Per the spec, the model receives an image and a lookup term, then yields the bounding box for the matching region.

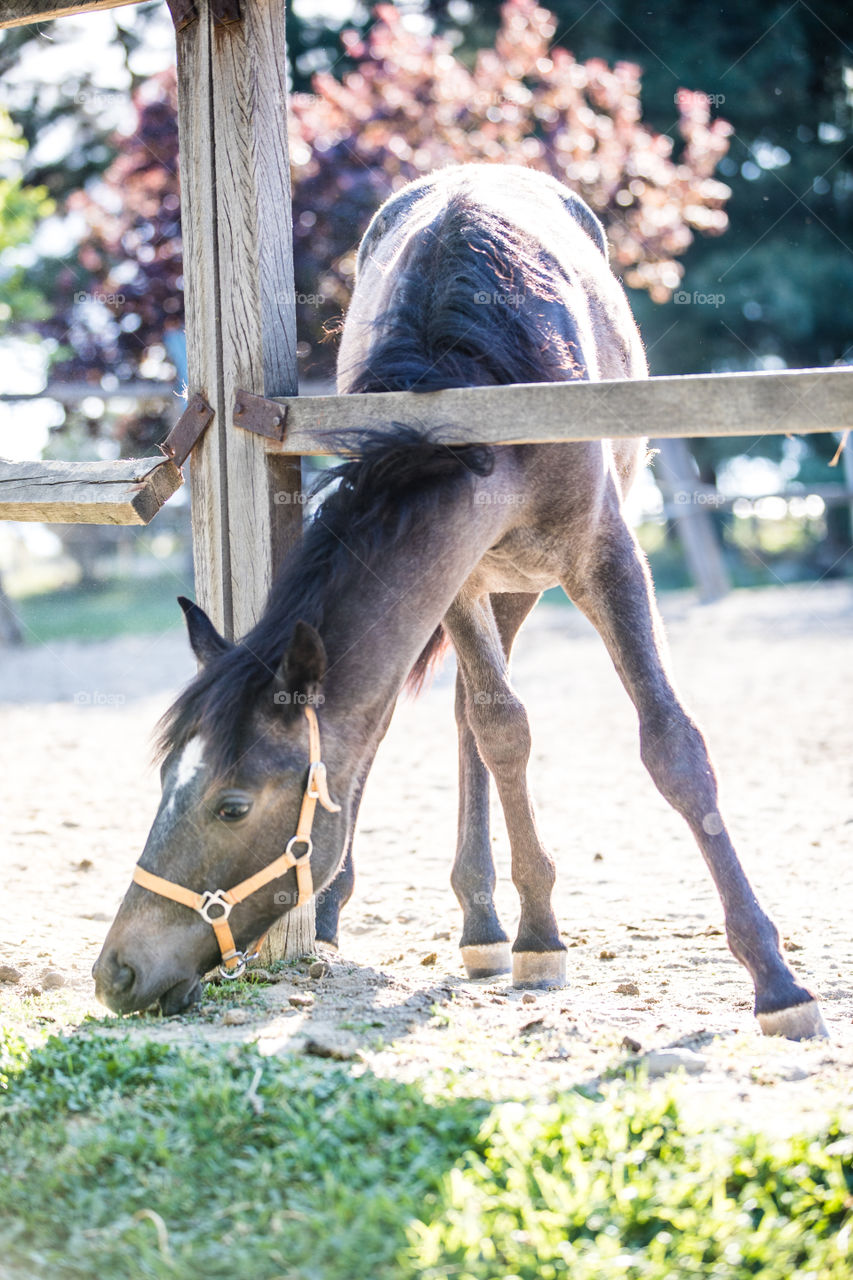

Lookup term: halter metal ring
[218,940,262,981]
[219,953,247,979]
[285,835,313,863]
[199,888,233,923]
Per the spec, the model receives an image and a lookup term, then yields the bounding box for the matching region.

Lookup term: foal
[94,163,825,1038]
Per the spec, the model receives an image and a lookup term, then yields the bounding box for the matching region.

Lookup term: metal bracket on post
[160,392,215,469]
[233,390,287,443]
[211,0,241,25]
[166,0,198,31]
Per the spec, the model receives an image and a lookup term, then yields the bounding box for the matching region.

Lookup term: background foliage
[0,0,850,600]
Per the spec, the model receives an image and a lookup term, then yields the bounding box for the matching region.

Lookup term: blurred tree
[36,72,182,456]
[39,0,732,398]
[0,108,53,643]
[496,0,853,533]
[288,0,732,378]
[0,2,163,201]
[0,107,53,333]
[6,0,850,568]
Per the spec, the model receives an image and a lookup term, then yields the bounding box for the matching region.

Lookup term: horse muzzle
[92,941,204,1015]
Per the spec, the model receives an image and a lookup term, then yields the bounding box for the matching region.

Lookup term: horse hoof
[512,950,567,989]
[757,999,828,1040]
[460,942,512,979]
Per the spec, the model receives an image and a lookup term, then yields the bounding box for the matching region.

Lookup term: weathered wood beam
[0,457,182,523]
[210,0,301,631]
[176,0,313,959]
[0,380,176,404]
[0,0,141,29]
[262,367,853,455]
[176,0,229,632]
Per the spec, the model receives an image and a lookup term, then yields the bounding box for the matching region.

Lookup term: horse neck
[320,472,507,743]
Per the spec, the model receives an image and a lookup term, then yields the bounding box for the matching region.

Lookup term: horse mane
[157,188,581,779]
[155,426,493,780]
[347,187,584,395]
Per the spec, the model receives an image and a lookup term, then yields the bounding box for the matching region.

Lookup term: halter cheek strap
[132,706,340,978]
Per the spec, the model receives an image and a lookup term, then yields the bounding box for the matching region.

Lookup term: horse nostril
[114,963,135,993]
[105,951,135,994]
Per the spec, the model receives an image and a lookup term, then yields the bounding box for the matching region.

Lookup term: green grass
[1,1032,850,1280]
[13,572,188,644]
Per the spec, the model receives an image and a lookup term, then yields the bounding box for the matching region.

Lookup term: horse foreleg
[446,594,566,989]
[563,500,826,1039]
[315,702,396,948]
[314,822,357,948]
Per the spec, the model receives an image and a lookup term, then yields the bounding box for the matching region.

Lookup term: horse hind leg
[452,667,511,977]
[562,502,827,1039]
[446,592,566,989]
[452,592,539,979]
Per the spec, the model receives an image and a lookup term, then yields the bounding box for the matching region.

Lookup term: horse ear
[178,596,230,665]
[275,620,327,703]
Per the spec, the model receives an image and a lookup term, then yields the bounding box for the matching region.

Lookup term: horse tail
[406,623,451,695]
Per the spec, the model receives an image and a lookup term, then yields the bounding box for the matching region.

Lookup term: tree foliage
[288,0,732,375]
[7,0,850,514]
[41,0,733,392]
[0,108,53,335]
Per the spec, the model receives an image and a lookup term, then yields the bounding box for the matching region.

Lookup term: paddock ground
[2,581,852,1128]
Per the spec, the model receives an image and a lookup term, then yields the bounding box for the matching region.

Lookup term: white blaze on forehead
[175,736,205,789]
[163,736,206,816]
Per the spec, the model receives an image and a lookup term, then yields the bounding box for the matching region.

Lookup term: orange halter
[132,706,340,978]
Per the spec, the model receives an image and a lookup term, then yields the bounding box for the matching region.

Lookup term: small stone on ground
[303,1028,360,1060]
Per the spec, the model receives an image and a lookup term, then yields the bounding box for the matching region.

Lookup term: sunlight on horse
[94,164,826,1040]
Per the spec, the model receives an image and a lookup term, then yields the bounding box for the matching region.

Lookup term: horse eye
[215,797,251,822]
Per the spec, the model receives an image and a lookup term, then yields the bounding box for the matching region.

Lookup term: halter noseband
[132,706,340,979]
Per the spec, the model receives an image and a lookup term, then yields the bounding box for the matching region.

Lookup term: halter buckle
[199,888,233,923]
[306,762,323,800]
[306,760,341,813]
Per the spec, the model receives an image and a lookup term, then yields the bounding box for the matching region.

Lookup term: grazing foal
[94,164,825,1039]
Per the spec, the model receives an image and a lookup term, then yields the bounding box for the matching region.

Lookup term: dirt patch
[2,583,852,1126]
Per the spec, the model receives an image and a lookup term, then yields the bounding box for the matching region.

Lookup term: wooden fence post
[654,438,730,603]
[175,0,314,962]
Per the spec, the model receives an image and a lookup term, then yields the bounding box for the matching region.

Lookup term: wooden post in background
[176,0,314,961]
[654,438,730,603]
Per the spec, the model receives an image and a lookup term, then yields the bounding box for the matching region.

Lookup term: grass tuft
[1,1033,850,1280]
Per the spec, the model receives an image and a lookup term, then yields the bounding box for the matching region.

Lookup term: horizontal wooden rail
[0,0,140,28]
[0,380,176,404]
[262,366,853,457]
[0,457,182,524]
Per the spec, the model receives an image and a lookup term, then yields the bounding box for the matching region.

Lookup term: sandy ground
[2,582,852,1126]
